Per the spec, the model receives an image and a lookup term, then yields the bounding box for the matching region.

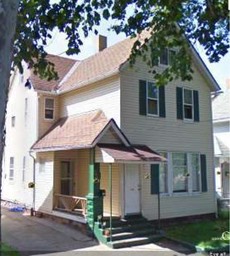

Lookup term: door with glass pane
[60,161,74,195]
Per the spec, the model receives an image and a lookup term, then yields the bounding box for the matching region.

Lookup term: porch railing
[54,193,87,216]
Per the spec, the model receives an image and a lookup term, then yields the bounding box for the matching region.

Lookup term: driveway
[1,207,199,256]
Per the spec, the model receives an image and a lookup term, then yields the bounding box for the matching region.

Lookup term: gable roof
[57,37,136,93]
[30,54,76,92]
[212,89,230,122]
[57,32,220,93]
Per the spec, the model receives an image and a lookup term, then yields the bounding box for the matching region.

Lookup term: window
[44,98,54,120]
[11,116,15,127]
[153,152,204,195]
[159,152,168,194]
[22,156,26,182]
[139,80,166,117]
[9,157,14,181]
[160,48,176,66]
[172,153,188,192]
[60,161,73,195]
[183,88,193,120]
[147,82,159,115]
[191,154,200,192]
[176,87,200,122]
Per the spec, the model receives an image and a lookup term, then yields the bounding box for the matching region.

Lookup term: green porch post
[86,149,103,229]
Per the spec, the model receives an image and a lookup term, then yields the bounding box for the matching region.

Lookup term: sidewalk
[1,207,199,256]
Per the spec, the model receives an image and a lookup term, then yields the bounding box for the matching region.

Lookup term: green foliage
[0,242,20,256]
[165,219,229,251]
[218,209,230,220]
[14,0,229,84]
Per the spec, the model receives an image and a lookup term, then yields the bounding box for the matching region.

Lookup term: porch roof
[31,110,109,152]
[96,144,166,163]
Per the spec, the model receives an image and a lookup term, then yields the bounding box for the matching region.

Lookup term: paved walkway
[1,207,200,256]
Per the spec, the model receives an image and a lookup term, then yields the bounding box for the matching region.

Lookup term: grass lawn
[0,243,20,256]
[165,218,229,251]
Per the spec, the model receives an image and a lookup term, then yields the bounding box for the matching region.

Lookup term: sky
[45,25,230,91]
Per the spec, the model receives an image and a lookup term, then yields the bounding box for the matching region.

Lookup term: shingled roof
[57,37,137,93]
[32,110,109,151]
[30,54,76,92]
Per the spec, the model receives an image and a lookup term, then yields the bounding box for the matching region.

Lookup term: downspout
[29,151,36,216]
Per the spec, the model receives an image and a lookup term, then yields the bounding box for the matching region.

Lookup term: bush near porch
[0,243,20,256]
[165,218,229,252]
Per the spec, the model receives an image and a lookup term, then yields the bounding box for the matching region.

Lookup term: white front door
[124,164,141,215]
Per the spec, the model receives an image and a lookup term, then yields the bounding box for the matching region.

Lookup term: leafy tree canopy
[15,0,229,85]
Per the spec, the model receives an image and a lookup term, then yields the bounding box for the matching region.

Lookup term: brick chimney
[97,35,107,52]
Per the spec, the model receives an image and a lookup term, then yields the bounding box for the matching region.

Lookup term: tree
[0,0,228,242]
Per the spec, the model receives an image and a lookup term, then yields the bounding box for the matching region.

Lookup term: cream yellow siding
[38,94,60,138]
[59,75,121,125]
[100,163,121,216]
[120,58,216,220]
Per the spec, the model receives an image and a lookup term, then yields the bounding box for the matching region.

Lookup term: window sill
[147,114,159,118]
[44,118,55,122]
[160,192,201,197]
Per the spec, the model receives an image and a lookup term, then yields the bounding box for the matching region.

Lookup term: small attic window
[44,98,54,120]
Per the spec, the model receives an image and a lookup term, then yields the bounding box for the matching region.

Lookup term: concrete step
[109,222,152,234]
[108,229,156,241]
[110,234,162,249]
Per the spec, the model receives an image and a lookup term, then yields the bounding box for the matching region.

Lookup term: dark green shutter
[176,87,183,120]
[193,90,200,122]
[139,80,147,116]
[150,164,159,194]
[159,86,166,117]
[200,154,208,192]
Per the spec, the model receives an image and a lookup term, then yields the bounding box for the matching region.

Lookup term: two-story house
[2,34,220,248]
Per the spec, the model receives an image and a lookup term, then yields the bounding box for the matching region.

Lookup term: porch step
[110,229,157,241]
[99,215,163,249]
[109,234,162,249]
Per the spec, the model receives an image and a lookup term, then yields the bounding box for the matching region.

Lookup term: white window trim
[44,97,55,121]
[160,152,201,197]
[146,81,159,117]
[183,87,194,122]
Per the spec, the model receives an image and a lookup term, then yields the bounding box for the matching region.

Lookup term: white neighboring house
[212,80,230,198]
[2,56,75,208]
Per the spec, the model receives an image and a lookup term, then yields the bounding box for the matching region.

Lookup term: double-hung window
[151,152,205,195]
[159,48,176,66]
[139,80,166,118]
[172,153,189,193]
[45,98,54,120]
[147,82,159,116]
[9,157,14,181]
[176,87,200,122]
[183,88,193,120]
